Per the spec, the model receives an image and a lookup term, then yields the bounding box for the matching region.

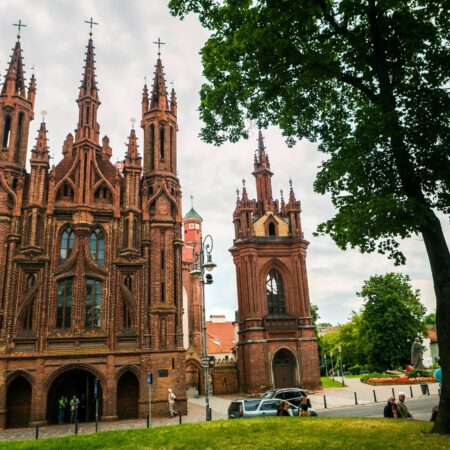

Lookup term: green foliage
[358,273,426,371]
[360,372,399,382]
[407,369,432,378]
[349,365,362,375]
[169,0,450,265]
[424,312,436,327]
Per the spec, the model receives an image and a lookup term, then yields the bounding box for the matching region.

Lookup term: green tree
[358,273,426,371]
[424,312,437,327]
[169,0,450,432]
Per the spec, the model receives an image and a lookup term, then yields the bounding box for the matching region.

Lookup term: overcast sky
[1,0,448,325]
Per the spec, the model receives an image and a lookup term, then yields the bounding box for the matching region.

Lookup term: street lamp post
[323,353,328,377]
[190,234,216,421]
[329,352,335,380]
[338,346,345,386]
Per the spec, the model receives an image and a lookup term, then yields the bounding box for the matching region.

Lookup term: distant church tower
[230,131,321,392]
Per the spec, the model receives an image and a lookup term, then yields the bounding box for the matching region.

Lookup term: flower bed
[363,376,437,385]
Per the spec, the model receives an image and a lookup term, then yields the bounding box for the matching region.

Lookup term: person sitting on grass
[383,396,398,418]
[396,392,413,419]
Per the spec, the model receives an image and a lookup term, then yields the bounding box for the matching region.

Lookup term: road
[318,395,438,420]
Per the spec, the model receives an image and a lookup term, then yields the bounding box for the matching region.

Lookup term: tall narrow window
[56,279,73,329]
[15,113,24,162]
[266,269,285,315]
[90,228,105,265]
[132,218,138,248]
[2,115,11,149]
[268,222,276,236]
[122,302,132,329]
[159,126,165,160]
[150,124,155,169]
[35,214,42,245]
[161,282,165,302]
[86,106,90,125]
[161,250,165,269]
[123,218,129,248]
[60,227,75,262]
[86,279,102,329]
[26,215,33,245]
[124,275,132,291]
[26,274,36,291]
[170,126,174,172]
[23,300,33,330]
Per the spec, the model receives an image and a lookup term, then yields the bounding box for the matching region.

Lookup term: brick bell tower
[230,131,321,393]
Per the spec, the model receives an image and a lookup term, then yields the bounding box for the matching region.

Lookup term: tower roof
[150,58,168,110]
[31,121,49,162]
[2,40,26,96]
[79,37,99,100]
[184,207,203,221]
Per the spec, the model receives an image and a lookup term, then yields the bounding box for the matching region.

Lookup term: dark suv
[262,388,314,411]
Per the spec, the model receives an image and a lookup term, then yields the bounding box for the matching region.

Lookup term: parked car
[261,388,317,415]
[228,398,296,419]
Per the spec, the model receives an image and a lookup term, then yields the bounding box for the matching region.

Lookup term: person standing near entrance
[168,389,177,418]
[70,394,80,423]
[58,395,67,424]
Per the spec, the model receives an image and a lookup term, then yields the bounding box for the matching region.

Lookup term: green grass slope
[2,418,450,450]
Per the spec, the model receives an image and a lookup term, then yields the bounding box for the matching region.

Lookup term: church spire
[142,80,149,115]
[150,57,169,111]
[75,21,101,143]
[124,128,141,167]
[2,40,26,96]
[252,130,273,213]
[31,120,49,163]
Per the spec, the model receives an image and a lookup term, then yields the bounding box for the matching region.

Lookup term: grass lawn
[2,418,449,450]
[321,376,347,388]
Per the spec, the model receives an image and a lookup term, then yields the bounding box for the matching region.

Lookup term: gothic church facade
[0,30,188,427]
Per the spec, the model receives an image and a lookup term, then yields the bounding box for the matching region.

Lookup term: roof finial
[41,110,47,123]
[84,17,99,37]
[13,20,27,41]
[153,37,166,57]
[289,178,293,188]
[236,188,240,198]
[31,65,35,75]
[130,117,136,130]
[280,188,284,199]
[190,194,194,209]
[144,75,147,85]
[242,178,246,187]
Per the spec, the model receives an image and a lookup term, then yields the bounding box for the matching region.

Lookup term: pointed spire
[2,40,26,96]
[27,71,36,104]
[170,86,177,115]
[124,128,141,167]
[31,121,49,163]
[288,178,297,204]
[142,78,149,115]
[280,188,286,215]
[258,129,265,158]
[79,37,99,100]
[150,58,169,111]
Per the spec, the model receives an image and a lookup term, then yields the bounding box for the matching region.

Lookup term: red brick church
[0,28,190,428]
[231,132,321,393]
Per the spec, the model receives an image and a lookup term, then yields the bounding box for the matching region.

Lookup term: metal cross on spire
[84,17,99,36]
[13,20,27,40]
[153,37,166,57]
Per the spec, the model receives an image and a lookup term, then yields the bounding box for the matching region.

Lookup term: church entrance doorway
[185,360,202,396]
[46,368,103,424]
[272,349,296,388]
[6,375,32,428]
[117,371,139,420]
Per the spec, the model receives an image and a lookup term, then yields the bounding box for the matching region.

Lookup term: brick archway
[116,370,139,420]
[185,359,203,395]
[46,367,103,424]
[272,348,297,388]
[6,375,32,428]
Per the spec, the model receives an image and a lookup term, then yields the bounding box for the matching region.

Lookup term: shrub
[360,372,399,382]
[349,365,362,375]
[407,369,432,378]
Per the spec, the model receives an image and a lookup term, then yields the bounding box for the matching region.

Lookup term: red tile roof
[206,321,235,355]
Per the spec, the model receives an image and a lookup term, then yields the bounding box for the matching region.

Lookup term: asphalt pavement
[318,395,438,421]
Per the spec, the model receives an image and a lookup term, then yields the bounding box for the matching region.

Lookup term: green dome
[184,207,203,221]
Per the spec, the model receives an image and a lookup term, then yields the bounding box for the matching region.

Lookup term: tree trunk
[421,216,450,433]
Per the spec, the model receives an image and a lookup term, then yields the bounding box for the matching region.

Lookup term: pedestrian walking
[383,396,399,418]
[396,392,413,419]
[434,359,442,387]
[168,389,177,418]
[70,394,80,423]
[58,395,67,424]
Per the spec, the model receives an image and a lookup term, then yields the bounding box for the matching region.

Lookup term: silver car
[228,398,297,418]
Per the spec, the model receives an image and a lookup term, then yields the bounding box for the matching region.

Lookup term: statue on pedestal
[411,337,424,369]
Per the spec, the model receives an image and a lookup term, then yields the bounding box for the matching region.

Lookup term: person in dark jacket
[384,396,399,418]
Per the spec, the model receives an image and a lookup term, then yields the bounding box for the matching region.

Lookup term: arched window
[160,125,165,160]
[268,222,276,236]
[15,112,24,162]
[86,278,102,329]
[26,274,36,291]
[23,300,34,330]
[90,228,105,265]
[2,115,11,149]
[150,124,155,170]
[56,278,73,329]
[60,227,75,262]
[266,269,285,315]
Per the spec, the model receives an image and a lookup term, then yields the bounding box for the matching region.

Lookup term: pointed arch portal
[116,371,139,420]
[6,376,32,428]
[272,348,297,388]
